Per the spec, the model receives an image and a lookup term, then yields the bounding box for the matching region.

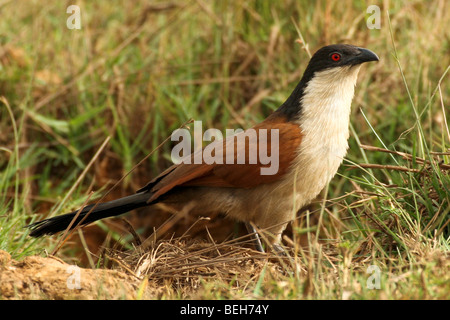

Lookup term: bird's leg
[245,222,264,252]
[271,243,286,255]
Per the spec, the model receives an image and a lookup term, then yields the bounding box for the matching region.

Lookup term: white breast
[290,65,361,209]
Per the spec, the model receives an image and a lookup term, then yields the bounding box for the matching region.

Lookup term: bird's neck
[277,64,361,120]
[293,65,361,178]
[297,65,361,142]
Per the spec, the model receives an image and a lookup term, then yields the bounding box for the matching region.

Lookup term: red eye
[331,53,341,61]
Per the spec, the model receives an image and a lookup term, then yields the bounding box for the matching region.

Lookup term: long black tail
[27,192,150,237]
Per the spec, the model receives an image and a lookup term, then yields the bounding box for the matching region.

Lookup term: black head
[276,44,379,120]
[302,44,379,80]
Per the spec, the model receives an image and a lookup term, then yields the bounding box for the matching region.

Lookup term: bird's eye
[331,53,341,61]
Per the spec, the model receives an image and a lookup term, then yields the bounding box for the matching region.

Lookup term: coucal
[27,44,379,251]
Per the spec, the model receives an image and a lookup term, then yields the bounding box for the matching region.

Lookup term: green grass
[0,0,449,299]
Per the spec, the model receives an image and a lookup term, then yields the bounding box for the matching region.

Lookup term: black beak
[349,47,379,65]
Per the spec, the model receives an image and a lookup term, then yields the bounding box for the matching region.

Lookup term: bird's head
[304,44,379,75]
[278,44,379,120]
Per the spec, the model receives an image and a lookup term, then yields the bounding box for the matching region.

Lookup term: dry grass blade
[51,191,94,256]
[357,144,450,170]
[348,163,421,173]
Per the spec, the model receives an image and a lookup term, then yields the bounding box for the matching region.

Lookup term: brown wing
[144,112,302,203]
[185,118,302,188]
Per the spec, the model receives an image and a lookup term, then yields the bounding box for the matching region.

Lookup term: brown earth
[0,250,148,299]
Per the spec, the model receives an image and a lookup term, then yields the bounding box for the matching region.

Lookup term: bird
[26,44,379,252]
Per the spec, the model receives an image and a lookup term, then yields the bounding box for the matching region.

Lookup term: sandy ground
[0,250,146,299]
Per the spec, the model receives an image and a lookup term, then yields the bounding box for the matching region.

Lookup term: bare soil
[0,250,146,299]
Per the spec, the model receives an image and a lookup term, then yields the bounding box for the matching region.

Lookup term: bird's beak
[353,47,379,64]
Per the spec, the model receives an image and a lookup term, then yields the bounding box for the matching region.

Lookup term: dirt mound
[0,250,146,299]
